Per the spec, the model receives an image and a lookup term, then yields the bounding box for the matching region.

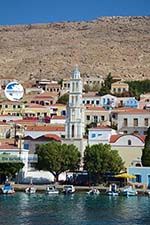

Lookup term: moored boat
[62,185,75,194]
[87,187,100,195]
[45,185,59,194]
[106,183,119,196]
[25,185,36,194]
[1,183,15,194]
[121,186,137,196]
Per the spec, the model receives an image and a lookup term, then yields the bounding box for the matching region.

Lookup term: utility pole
[14,123,17,146]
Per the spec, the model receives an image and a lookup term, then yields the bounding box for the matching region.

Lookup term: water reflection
[0,193,150,225]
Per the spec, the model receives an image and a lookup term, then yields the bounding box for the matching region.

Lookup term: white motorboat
[87,188,100,195]
[106,184,119,196]
[25,186,36,194]
[107,191,119,196]
[62,185,75,194]
[1,183,15,194]
[121,186,137,196]
[45,185,59,194]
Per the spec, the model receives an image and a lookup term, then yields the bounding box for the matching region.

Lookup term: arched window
[72,125,74,138]
[76,82,79,91]
[128,139,132,145]
[135,163,141,167]
[72,82,75,92]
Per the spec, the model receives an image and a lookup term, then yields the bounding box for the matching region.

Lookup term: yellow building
[85,105,110,125]
[111,81,129,94]
[23,104,50,118]
[0,100,24,116]
[49,104,66,117]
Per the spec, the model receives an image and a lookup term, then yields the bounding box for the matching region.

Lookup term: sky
[0,0,150,25]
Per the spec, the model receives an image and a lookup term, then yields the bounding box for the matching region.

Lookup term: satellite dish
[4,81,24,101]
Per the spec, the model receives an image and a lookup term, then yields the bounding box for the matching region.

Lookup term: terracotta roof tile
[43,134,61,141]
[51,115,65,120]
[86,105,105,111]
[113,108,149,114]
[134,135,146,143]
[0,121,10,125]
[51,103,66,107]
[14,118,38,124]
[89,125,111,130]
[110,135,122,143]
[110,134,146,143]
[24,134,61,142]
[0,100,23,105]
[26,125,65,131]
[83,92,98,97]
[0,140,18,150]
[35,92,57,97]
[32,95,55,100]
[26,104,48,109]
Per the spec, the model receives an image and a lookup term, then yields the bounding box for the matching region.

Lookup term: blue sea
[0,193,150,225]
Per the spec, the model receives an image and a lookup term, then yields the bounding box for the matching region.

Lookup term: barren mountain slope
[0,16,149,81]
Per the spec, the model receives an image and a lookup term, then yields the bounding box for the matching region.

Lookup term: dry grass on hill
[0,16,149,81]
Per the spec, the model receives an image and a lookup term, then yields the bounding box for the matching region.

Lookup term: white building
[100,94,117,109]
[0,140,31,181]
[88,126,117,145]
[113,108,150,135]
[83,92,101,106]
[85,105,110,125]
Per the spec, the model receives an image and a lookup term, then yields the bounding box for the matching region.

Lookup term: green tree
[99,83,110,95]
[127,79,150,99]
[85,122,97,135]
[58,79,63,86]
[99,73,113,95]
[57,93,69,105]
[141,127,150,166]
[104,72,113,90]
[35,142,81,182]
[0,162,24,178]
[84,144,124,183]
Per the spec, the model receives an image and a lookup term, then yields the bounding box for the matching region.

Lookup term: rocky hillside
[0,16,149,81]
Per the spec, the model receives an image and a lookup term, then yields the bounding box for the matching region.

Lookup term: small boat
[1,183,15,194]
[62,185,75,194]
[87,188,100,195]
[25,178,36,194]
[121,186,137,196]
[25,185,36,194]
[106,184,119,196]
[45,185,59,194]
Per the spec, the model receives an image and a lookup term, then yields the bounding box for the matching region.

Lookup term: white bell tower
[65,65,85,139]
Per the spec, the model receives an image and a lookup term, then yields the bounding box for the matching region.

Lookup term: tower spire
[72,64,80,79]
[65,66,85,139]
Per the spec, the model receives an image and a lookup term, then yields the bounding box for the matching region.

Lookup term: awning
[114,173,136,179]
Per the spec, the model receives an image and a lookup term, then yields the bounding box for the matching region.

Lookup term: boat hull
[46,190,59,194]
[122,191,137,196]
[107,191,119,196]
[25,187,36,194]
[1,183,15,194]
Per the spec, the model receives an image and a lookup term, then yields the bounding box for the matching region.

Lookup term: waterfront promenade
[0,183,150,195]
